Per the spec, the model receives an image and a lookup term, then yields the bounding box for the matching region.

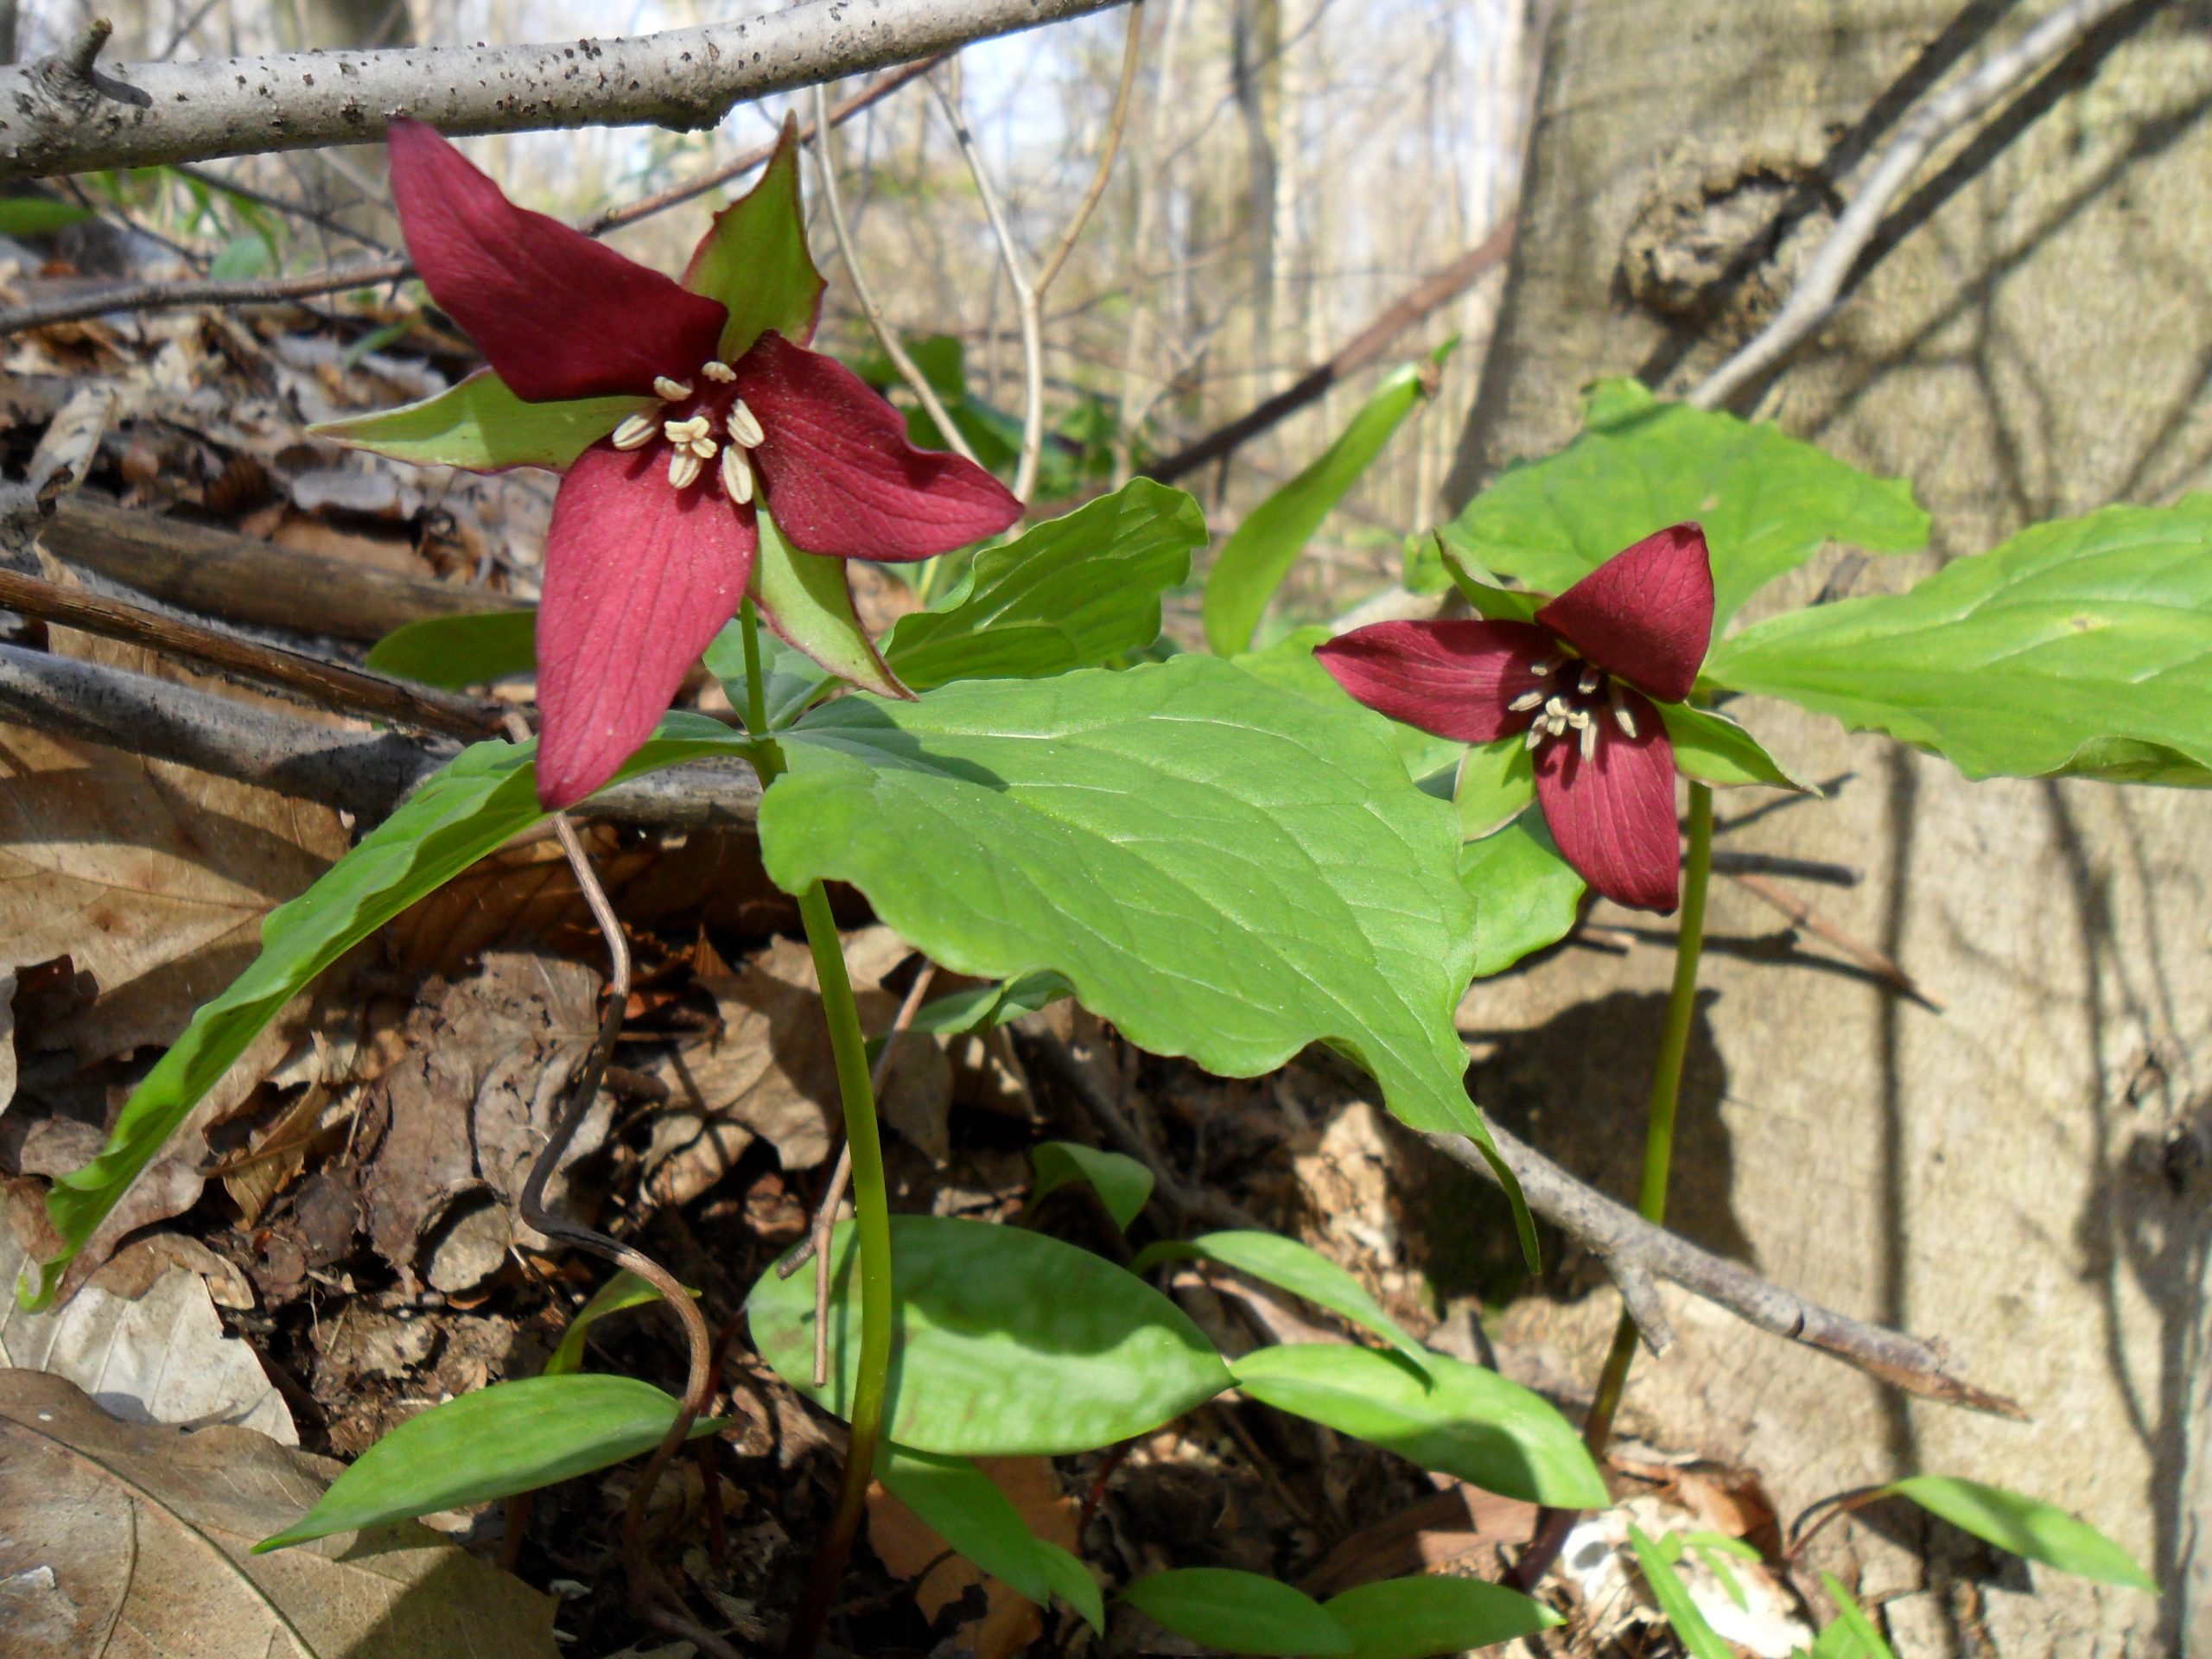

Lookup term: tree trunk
[1444,4,2209,1653]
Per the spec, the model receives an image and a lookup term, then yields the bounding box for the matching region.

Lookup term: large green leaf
[747,1216,1230,1454]
[1884,1475,2153,1591]
[877,1443,1052,1606]
[1128,1230,1425,1362]
[1322,1575,1560,1658]
[682,114,823,364]
[255,1376,715,1551]
[22,716,748,1309]
[313,369,639,472]
[1205,352,1447,655]
[1120,1569,1351,1656]
[1235,627,1465,784]
[1440,378,1929,629]
[0,197,93,235]
[881,480,1203,687]
[764,657,1532,1249]
[1039,1541,1106,1634]
[1459,815,1585,978]
[365,608,537,689]
[1228,1344,1607,1508]
[1705,498,2212,785]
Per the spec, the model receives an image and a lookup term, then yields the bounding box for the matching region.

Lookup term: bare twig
[0,0,1126,180]
[1421,1115,2023,1417]
[0,60,961,338]
[929,71,1046,500]
[809,80,980,469]
[1141,221,1514,484]
[1691,0,2134,410]
[1033,1,1146,297]
[1725,868,1946,1009]
[0,565,504,740]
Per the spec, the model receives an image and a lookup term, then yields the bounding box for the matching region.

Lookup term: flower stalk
[739,601,895,1659]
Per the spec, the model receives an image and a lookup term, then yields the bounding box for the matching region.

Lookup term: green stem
[746,600,892,1659]
[1581,780,1714,1453]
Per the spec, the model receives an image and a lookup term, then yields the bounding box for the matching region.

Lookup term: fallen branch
[0,0,1124,181]
[0,55,945,338]
[1141,221,1513,485]
[1421,1116,2024,1418]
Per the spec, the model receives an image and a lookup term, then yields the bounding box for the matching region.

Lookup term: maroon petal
[734,332,1021,562]
[388,119,728,404]
[1314,620,1555,744]
[534,443,757,808]
[1532,689,1681,912]
[1534,522,1713,702]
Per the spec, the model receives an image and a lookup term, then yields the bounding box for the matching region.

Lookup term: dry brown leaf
[0,1230,291,1443]
[23,379,118,498]
[360,952,602,1293]
[0,720,349,1072]
[1297,1483,1537,1596]
[1,969,16,1117]
[0,1370,559,1659]
[867,1455,1082,1659]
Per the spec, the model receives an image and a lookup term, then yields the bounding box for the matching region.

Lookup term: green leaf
[755,511,907,701]
[683,115,823,364]
[1235,628,1465,784]
[1705,498,2212,785]
[765,657,1535,1259]
[1627,1526,1733,1659]
[543,1269,695,1378]
[0,197,92,235]
[211,232,270,280]
[702,618,834,731]
[911,969,1074,1035]
[1227,1344,1607,1508]
[313,370,641,472]
[255,1375,715,1551]
[365,608,537,689]
[1038,1541,1106,1634]
[1656,702,1810,791]
[1459,814,1584,977]
[1813,1574,1898,1659]
[1029,1141,1154,1230]
[1322,1575,1560,1659]
[1427,538,1546,624]
[22,716,747,1309]
[877,1443,1052,1606]
[1205,355,1446,655]
[1883,1474,2153,1590]
[746,1216,1230,1454]
[880,480,1203,688]
[1440,378,1929,629]
[1120,1568,1352,1656]
[1128,1231,1425,1362]
[1454,739,1537,838]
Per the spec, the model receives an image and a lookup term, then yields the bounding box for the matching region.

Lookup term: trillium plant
[21,105,2177,1659]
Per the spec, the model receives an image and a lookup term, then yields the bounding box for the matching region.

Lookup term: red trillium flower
[376,119,1021,809]
[1315,524,1715,912]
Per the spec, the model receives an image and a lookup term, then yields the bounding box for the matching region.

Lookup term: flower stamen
[701,359,736,384]
[611,413,657,451]
[653,375,693,402]
[721,444,755,505]
[1577,665,1601,696]
[1508,689,1546,713]
[728,399,765,449]
[668,448,703,490]
[1529,657,1558,677]
[1611,685,1639,740]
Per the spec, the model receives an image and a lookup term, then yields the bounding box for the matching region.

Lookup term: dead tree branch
[1422,1116,2024,1418]
[0,0,1126,181]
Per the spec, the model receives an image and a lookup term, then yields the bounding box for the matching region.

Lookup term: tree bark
[1446,4,2209,1653]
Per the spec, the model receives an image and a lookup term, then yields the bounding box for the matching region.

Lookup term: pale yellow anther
[668,448,703,490]
[721,444,755,505]
[611,413,657,451]
[1613,702,1639,741]
[727,399,765,448]
[1508,689,1545,713]
[653,376,693,402]
[663,415,710,445]
[1524,724,1545,752]
[701,359,736,384]
[1580,718,1599,762]
[690,434,719,461]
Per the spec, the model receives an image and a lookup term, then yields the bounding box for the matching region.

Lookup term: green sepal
[1435,537,1543,623]
[1453,737,1537,838]
[1656,702,1813,791]
[311,370,641,472]
[683,113,825,363]
[752,511,911,702]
